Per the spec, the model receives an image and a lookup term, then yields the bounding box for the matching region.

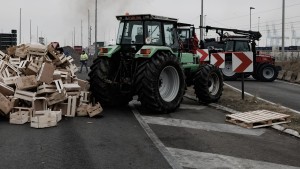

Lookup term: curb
[184,94,300,139]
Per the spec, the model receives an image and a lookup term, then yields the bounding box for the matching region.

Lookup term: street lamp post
[250,7,255,30]
[282,0,285,59]
[258,17,260,46]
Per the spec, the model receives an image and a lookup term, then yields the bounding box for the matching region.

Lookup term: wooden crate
[87,103,103,118]
[14,89,36,102]
[37,62,55,84]
[9,57,21,67]
[32,97,47,112]
[25,61,40,75]
[74,78,89,91]
[0,92,13,115]
[31,111,58,129]
[76,103,88,117]
[37,83,57,95]
[80,91,89,104]
[10,107,33,124]
[55,54,67,66]
[0,82,15,96]
[1,62,21,78]
[2,76,18,86]
[15,45,28,58]
[65,96,77,117]
[226,110,291,129]
[15,75,38,90]
[54,79,64,93]
[47,90,67,106]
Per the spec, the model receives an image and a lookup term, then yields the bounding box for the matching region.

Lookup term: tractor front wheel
[194,64,223,103]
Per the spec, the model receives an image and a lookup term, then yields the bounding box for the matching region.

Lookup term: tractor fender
[135,46,174,58]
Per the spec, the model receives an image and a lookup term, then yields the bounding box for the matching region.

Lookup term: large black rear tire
[88,57,132,106]
[258,64,278,82]
[193,64,223,103]
[135,51,185,113]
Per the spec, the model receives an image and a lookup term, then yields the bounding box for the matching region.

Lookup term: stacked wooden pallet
[0,43,102,129]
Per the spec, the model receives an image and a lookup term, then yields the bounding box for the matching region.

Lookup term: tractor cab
[177,23,199,53]
[115,14,180,53]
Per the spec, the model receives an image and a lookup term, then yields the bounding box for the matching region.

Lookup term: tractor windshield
[117,21,143,44]
[116,20,165,46]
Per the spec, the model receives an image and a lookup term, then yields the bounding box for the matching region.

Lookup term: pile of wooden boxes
[0,43,102,128]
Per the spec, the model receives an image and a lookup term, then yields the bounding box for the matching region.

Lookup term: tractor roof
[116,14,178,22]
[177,22,194,27]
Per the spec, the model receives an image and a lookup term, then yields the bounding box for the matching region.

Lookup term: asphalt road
[225,78,300,112]
[0,72,299,169]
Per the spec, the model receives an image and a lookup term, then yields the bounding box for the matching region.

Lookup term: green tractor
[89,14,223,112]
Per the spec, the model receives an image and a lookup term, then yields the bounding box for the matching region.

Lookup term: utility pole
[37,26,38,43]
[19,8,22,44]
[200,0,204,41]
[30,20,32,43]
[81,19,83,47]
[250,7,255,30]
[74,27,76,47]
[282,0,285,59]
[95,0,98,58]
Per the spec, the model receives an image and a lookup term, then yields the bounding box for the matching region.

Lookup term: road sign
[197,49,209,62]
[211,53,225,68]
[232,52,253,73]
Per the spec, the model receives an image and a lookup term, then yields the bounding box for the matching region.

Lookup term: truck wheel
[88,57,132,106]
[221,62,238,81]
[194,64,223,103]
[136,51,185,113]
[258,64,278,82]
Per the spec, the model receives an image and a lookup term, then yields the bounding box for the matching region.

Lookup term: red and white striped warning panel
[196,49,209,62]
[232,52,253,73]
[210,53,225,68]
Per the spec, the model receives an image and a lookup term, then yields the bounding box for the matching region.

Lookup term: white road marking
[129,101,183,169]
[142,116,265,136]
[167,147,300,169]
[179,104,206,111]
[276,79,300,87]
[224,83,300,115]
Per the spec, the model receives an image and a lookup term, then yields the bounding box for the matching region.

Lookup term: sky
[0,0,299,47]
